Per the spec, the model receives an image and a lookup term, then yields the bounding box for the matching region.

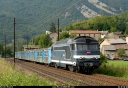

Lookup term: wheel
[76,66,81,73]
[86,68,92,74]
[54,63,58,68]
[68,66,75,72]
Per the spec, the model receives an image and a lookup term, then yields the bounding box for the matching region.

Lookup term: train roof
[52,36,98,46]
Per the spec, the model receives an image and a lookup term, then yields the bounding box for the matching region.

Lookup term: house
[69,30,108,40]
[49,32,58,43]
[107,32,127,39]
[23,45,39,51]
[125,35,128,44]
[100,38,128,59]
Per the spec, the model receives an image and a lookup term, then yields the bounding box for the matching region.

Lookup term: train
[15,36,101,73]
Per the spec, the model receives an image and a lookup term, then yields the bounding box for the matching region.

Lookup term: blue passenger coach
[15,48,52,64]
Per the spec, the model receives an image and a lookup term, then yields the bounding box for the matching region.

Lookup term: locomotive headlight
[73,62,76,65]
[80,57,82,59]
[93,57,98,59]
[96,57,98,59]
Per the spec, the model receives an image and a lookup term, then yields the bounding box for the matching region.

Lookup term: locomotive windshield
[71,43,99,51]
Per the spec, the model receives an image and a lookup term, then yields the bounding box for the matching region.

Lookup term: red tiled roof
[69,30,101,34]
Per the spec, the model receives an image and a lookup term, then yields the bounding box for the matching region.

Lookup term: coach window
[39,52,42,56]
[54,47,64,50]
[44,51,48,56]
[77,44,87,51]
[37,52,40,56]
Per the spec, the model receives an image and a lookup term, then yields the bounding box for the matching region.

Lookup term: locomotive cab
[70,36,100,73]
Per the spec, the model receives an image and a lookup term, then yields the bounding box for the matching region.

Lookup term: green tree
[49,22,56,33]
[0,44,3,57]
[93,22,104,31]
[117,48,125,57]
[58,32,70,40]
[124,29,128,34]
[16,38,27,51]
[100,53,107,67]
[69,33,76,38]
[39,34,52,48]
[6,46,13,57]
[31,35,41,45]
[102,21,110,31]
[110,27,117,32]
[116,20,126,33]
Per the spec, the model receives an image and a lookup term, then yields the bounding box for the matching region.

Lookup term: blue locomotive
[15,36,100,73]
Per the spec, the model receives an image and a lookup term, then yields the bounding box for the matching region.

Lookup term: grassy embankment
[94,60,128,79]
[0,58,58,86]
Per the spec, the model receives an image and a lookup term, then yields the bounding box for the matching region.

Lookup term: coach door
[44,50,49,63]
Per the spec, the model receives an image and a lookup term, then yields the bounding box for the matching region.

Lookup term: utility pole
[14,18,16,63]
[4,35,6,59]
[27,36,28,49]
[58,18,59,41]
[1,41,3,58]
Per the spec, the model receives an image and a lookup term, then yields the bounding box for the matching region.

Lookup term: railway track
[5,58,128,86]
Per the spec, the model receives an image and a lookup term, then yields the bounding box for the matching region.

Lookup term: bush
[94,64,127,77]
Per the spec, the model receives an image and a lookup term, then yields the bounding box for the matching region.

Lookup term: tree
[58,32,70,40]
[124,29,128,34]
[49,22,56,33]
[117,48,125,57]
[0,44,3,57]
[100,53,107,67]
[110,27,117,32]
[16,38,27,51]
[29,35,41,45]
[102,21,110,31]
[39,34,52,48]
[5,46,13,57]
[69,33,76,38]
[116,20,126,33]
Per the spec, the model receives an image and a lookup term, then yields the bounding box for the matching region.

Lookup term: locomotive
[15,36,100,73]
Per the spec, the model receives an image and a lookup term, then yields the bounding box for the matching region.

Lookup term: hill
[0,0,128,43]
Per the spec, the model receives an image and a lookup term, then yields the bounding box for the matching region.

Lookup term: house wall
[125,50,128,55]
[104,50,116,59]
[126,37,128,44]
[104,49,128,59]
[100,40,110,52]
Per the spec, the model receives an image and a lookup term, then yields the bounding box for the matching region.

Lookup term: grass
[94,60,128,79]
[0,58,58,86]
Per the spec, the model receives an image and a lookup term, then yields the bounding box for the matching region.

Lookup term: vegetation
[64,12,128,34]
[94,60,128,79]
[100,53,108,65]
[117,48,126,57]
[1,2,128,57]
[39,34,52,48]
[29,34,52,48]
[49,22,56,33]
[0,58,58,86]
